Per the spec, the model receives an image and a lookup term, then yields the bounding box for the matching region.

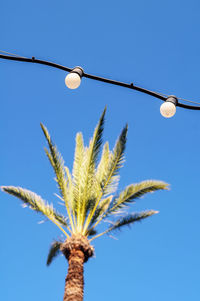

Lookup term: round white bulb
[160,101,176,118]
[65,72,81,89]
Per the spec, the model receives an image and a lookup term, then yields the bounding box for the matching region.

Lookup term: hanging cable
[0,51,200,113]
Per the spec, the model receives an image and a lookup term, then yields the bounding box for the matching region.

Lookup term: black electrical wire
[1,52,200,111]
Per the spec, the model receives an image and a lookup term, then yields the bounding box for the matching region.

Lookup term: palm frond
[47,240,62,266]
[40,123,68,201]
[72,132,85,217]
[89,106,106,166]
[79,108,106,228]
[40,123,74,231]
[107,210,159,232]
[89,210,158,241]
[101,124,128,196]
[64,167,76,220]
[96,142,111,189]
[1,186,69,236]
[109,180,169,214]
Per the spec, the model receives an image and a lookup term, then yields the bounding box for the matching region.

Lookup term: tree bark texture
[63,249,85,301]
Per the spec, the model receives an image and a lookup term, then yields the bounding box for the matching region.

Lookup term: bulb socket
[70,66,84,78]
[166,96,178,106]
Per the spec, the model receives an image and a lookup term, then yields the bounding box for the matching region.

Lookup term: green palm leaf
[109,180,169,214]
[47,240,62,266]
[90,107,106,165]
[101,124,128,196]
[72,132,85,216]
[96,142,110,187]
[79,108,106,228]
[89,210,158,241]
[40,123,74,231]
[107,210,158,233]
[64,167,76,217]
[1,186,68,230]
[40,123,68,201]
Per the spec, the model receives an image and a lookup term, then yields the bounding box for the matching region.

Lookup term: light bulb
[65,72,81,89]
[160,101,176,118]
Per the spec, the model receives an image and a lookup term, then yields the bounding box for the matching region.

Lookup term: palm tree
[2,108,169,301]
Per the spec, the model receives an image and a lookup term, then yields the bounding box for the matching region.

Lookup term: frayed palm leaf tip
[1,108,169,246]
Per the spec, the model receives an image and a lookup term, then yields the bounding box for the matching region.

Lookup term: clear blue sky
[1,0,200,300]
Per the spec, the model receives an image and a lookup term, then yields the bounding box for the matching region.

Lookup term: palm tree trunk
[63,249,85,301]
